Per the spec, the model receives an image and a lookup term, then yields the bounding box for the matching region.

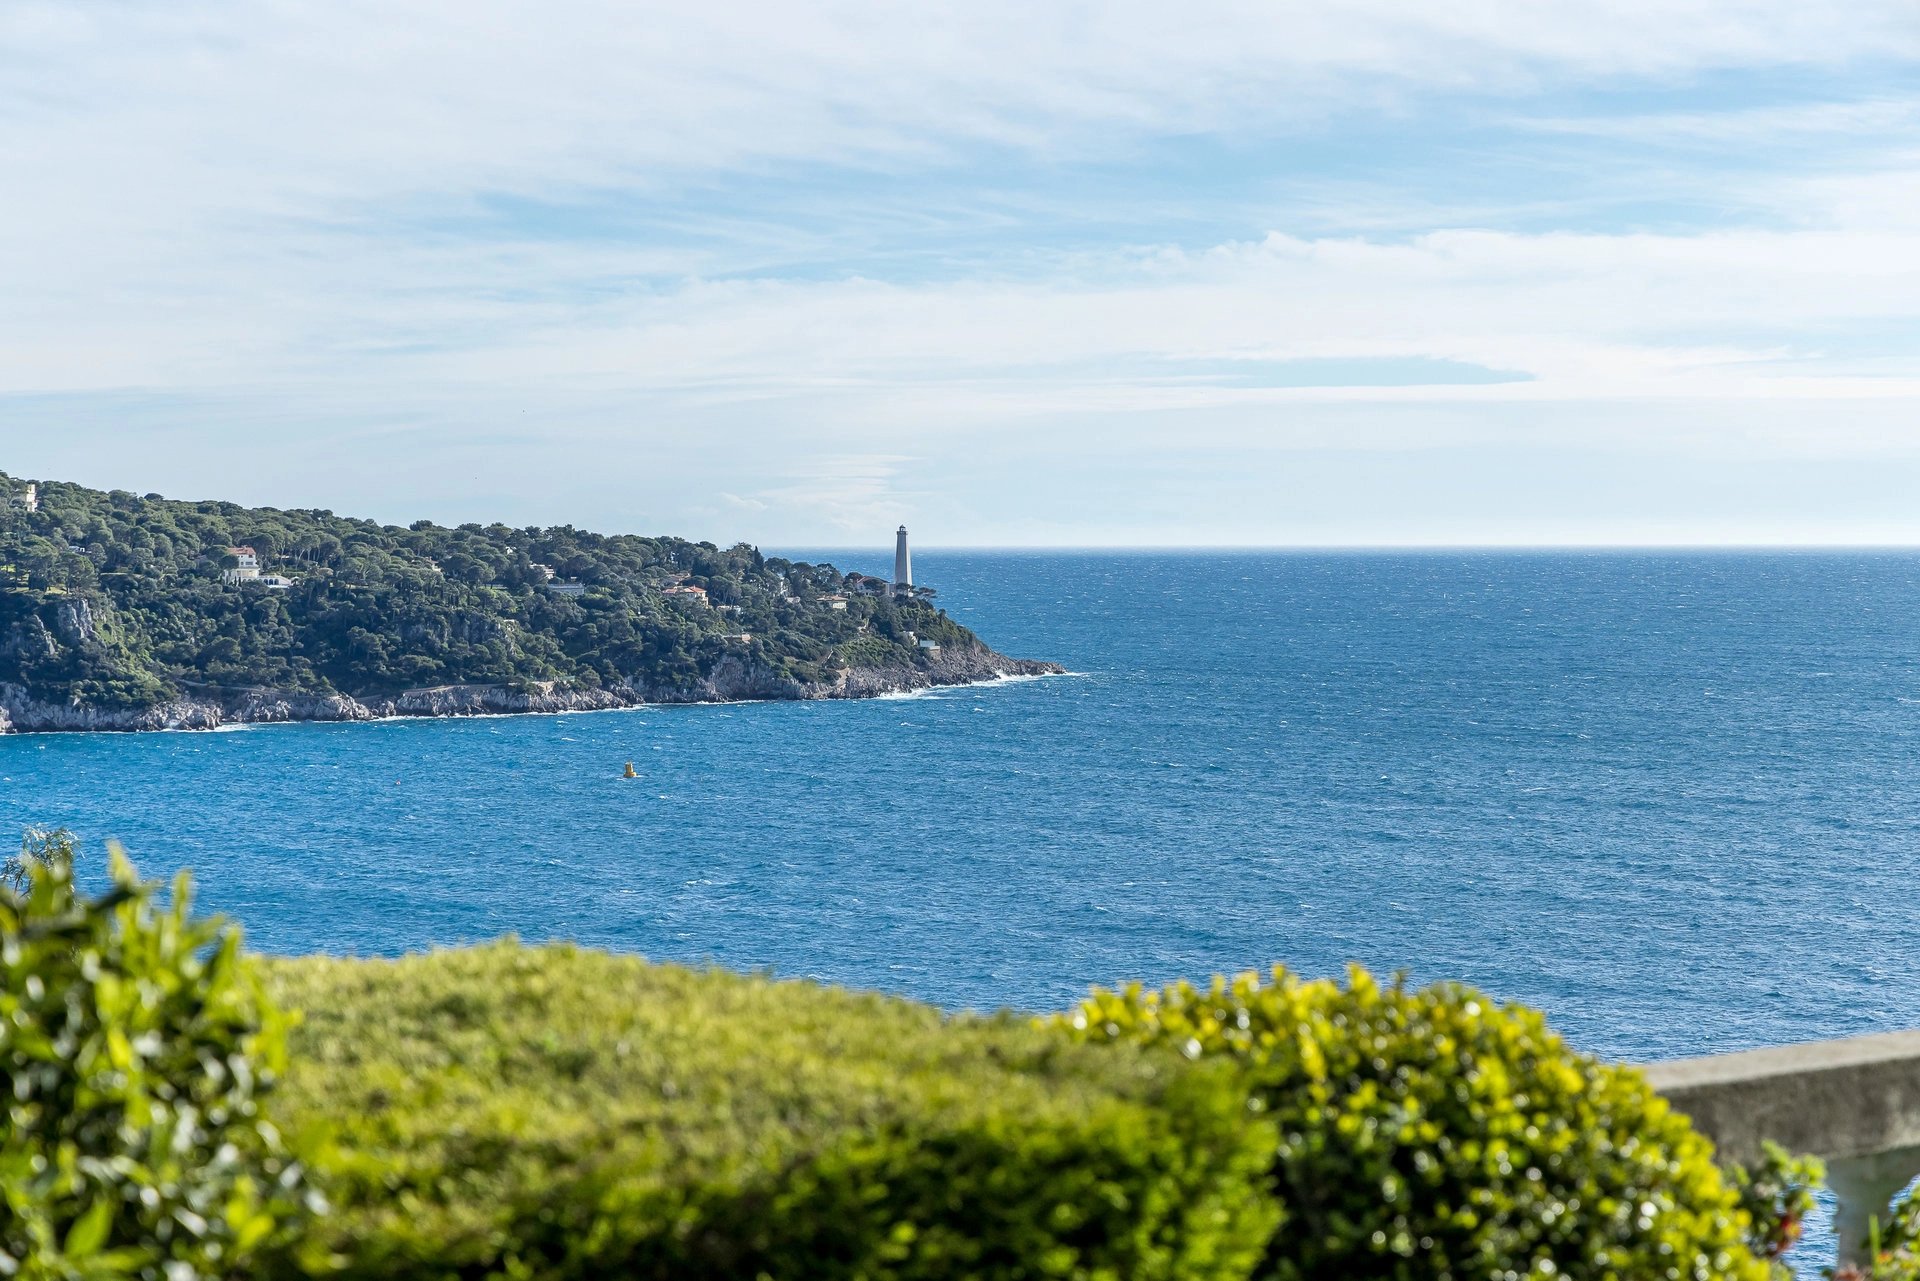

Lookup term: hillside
[0,474,1059,731]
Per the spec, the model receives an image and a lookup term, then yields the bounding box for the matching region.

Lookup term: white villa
[223,546,261,585]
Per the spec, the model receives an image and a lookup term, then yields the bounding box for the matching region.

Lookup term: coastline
[0,647,1066,734]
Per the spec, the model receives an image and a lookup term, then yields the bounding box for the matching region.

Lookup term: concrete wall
[1646,1029,1920,1264]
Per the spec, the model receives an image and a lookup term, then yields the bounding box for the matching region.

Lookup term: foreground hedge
[258,946,1278,1280]
[6,834,1847,1280]
[1057,967,1771,1281]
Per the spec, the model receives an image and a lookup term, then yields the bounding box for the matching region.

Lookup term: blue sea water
[5,550,1920,1067]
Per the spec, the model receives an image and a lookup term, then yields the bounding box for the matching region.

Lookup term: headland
[0,473,1062,733]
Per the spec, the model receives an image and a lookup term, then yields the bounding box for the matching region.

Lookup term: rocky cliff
[0,645,1065,733]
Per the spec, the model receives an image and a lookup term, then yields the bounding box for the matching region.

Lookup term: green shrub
[1829,1196,1920,1281]
[1055,965,1771,1281]
[839,635,907,668]
[259,944,1279,1281]
[1726,1142,1821,1270]
[0,833,311,1280]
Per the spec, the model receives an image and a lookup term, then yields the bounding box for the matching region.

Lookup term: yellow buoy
[623,762,638,779]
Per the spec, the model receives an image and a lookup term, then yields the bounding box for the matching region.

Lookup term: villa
[223,546,261,585]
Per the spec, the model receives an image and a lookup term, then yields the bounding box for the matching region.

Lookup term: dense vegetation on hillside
[0,472,981,709]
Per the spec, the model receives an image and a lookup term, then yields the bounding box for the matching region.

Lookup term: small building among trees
[222,546,261,585]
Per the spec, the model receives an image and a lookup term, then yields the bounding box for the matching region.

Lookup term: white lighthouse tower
[894,525,912,590]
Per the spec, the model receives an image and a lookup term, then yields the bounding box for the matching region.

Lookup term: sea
[5,550,1920,1066]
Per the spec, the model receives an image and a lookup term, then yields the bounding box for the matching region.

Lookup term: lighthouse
[894,525,912,589]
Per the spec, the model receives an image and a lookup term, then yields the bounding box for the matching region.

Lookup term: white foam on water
[872,670,1078,702]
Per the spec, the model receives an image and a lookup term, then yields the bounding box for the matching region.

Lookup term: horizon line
[774,542,1920,553]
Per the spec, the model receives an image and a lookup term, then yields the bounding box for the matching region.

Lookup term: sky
[4,1,1920,546]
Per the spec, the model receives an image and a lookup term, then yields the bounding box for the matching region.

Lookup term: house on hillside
[662,584,708,605]
[7,483,38,513]
[223,546,261,585]
[547,580,587,597]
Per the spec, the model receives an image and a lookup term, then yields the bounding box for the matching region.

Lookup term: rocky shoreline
[0,647,1066,734]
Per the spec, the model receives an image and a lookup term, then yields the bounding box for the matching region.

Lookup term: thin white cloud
[6,0,1919,226]
[1525,97,1920,145]
[716,455,918,534]
[265,221,1917,416]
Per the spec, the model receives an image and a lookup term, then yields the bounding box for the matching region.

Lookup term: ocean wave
[872,670,1081,702]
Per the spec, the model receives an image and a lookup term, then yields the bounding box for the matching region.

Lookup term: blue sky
[3,1,1920,545]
